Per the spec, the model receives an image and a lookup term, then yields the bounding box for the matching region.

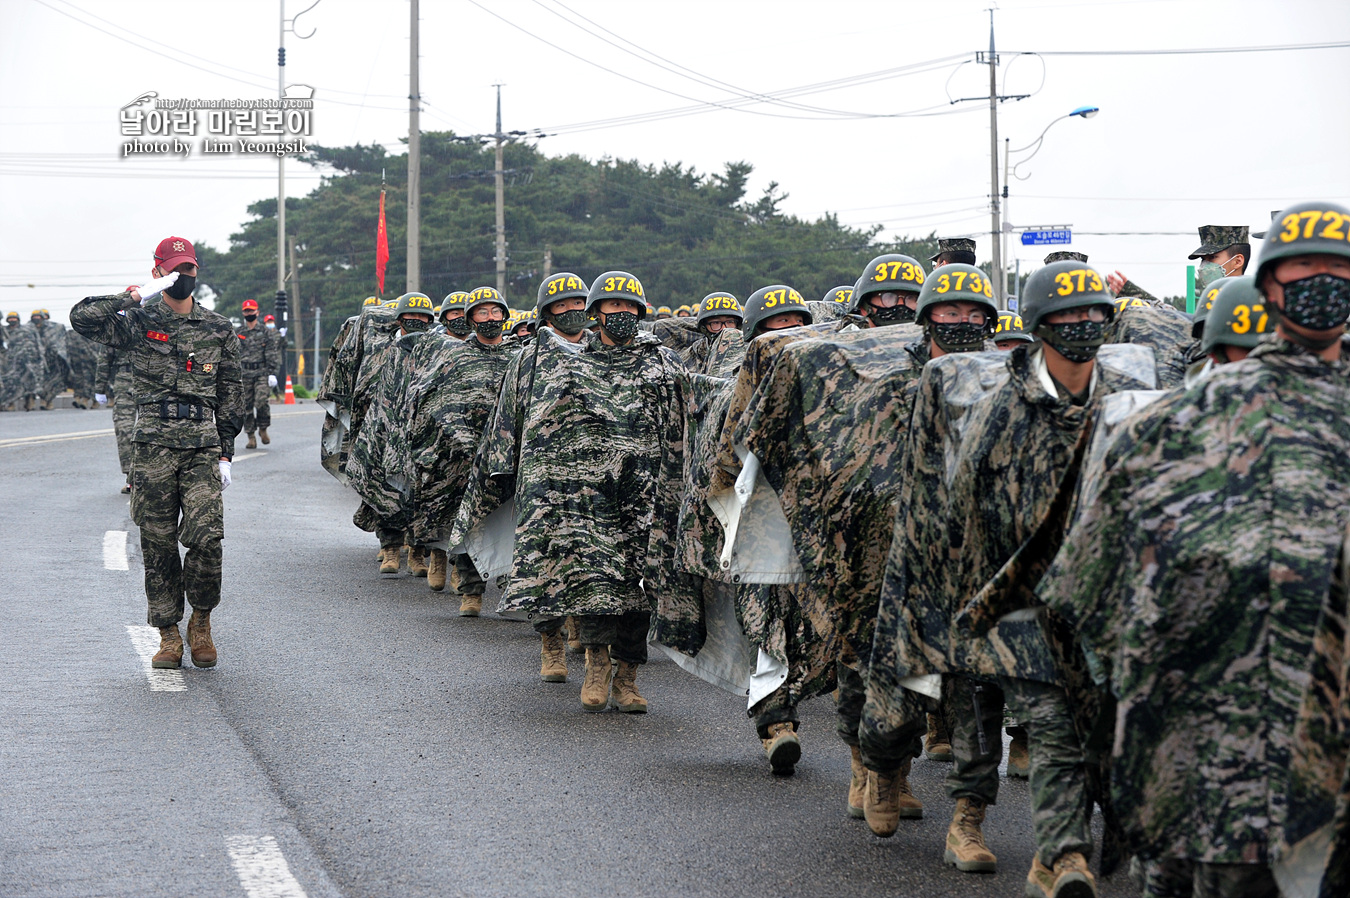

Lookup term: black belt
[142,401,212,421]
[242,362,265,370]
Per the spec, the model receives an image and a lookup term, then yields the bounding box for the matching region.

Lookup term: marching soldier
[236,299,280,449]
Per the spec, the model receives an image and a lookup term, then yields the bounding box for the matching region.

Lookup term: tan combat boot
[1026,852,1097,898]
[246,431,257,449]
[259,426,270,445]
[580,646,613,711]
[610,660,647,713]
[762,722,800,775]
[540,631,567,683]
[427,549,447,591]
[408,546,429,578]
[925,712,953,761]
[152,625,183,669]
[1008,731,1030,779]
[944,796,998,873]
[186,609,217,668]
[458,594,482,617]
[563,616,582,653]
[848,746,867,819]
[864,757,923,836]
[378,546,400,575]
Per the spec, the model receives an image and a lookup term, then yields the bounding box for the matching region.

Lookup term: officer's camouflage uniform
[70,291,243,626]
[863,344,1153,865]
[1107,299,1192,388]
[267,325,286,395]
[452,329,693,664]
[95,341,137,475]
[65,329,100,406]
[236,321,280,435]
[1038,337,1350,885]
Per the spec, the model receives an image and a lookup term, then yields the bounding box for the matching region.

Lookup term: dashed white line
[103,530,129,570]
[125,625,187,692]
[225,835,308,898]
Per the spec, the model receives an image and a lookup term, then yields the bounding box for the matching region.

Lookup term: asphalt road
[0,404,1136,898]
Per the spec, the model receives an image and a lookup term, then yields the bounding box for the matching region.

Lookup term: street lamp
[1001,105,1100,303]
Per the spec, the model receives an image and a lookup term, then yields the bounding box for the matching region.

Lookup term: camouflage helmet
[696,292,743,326]
[742,285,812,342]
[1191,277,1227,339]
[822,285,854,305]
[995,311,1035,344]
[655,306,674,319]
[585,271,648,319]
[5,311,18,323]
[535,272,589,314]
[1201,276,1273,356]
[394,291,436,318]
[675,304,694,317]
[914,263,997,328]
[440,291,470,321]
[1253,201,1350,289]
[850,253,927,314]
[1020,261,1115,332]
[382,299,399,308]
[362,296,380,308]
[465,285,509,320]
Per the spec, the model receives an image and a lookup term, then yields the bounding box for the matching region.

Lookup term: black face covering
[1034,319,1107,363]
[475,319,504,340]
[601,310,640,343]
[929,322,987,353]
[867,302,916,325]
[243,314,258,322]
[400,317,431,334]
[550,308,589,335]
[1277,273,1350,333]
[165,273,196,300]
[446,316,472,336]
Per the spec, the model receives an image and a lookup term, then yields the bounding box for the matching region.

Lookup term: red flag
[375,188,389,295]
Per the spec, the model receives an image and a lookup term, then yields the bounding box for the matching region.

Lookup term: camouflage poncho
[452,330,694,624]
[318,308,397,483]
[404,334,519,545]
[1038,338,1350,867]
[1107,302,1191,389]
[346,326,419,529]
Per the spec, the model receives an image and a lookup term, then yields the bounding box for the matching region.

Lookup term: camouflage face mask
[1277,273,1350,333]
[867,302,917,325]
[929,322,986,353]
[1193,261,1229,295]
[400,317,431,334]
[549,308,589,335]
[446,316,472,336]
[1034,319,1106,363]
[474,319,504,340]
[601,310,640,343]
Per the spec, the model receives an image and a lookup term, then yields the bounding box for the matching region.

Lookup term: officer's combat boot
[609,660,647,713]
[427,548,447,591]
[762,722,800,776]
[458,594,482,617]
[580,646,613,712]
[848,746,867,819]
[1026,852,1097,898]
[186,609,217,668]
[152,625,183,669]
[864,757,923,836]
[378,546,400,575]
[563,616,582,653]
[1007,728,1030,779]
[925,712,953,761]
[540,632,567,683]
[259,426,270,445]
[245,431,257,450]
[408,546,429,578]
[944,797,998,873]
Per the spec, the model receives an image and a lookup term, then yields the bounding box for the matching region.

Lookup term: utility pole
[277,1,287,300]
[543,244,552,280]
[494,84,507,294]
[986,13,1004,309]
[288,235,304,380]
[312,305,321,393]
[407,0,421,293]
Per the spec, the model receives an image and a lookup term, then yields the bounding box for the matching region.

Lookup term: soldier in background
[0,311,25,410]
[263,313,286,399]
[931,237,978,269]
[438,291,471,340]
[65,327,100,409]
[236,300,280,449]
[95,338,137,493]
[32,310,68,409]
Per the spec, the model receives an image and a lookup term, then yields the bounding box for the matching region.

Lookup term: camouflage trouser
[241,374,271,433]
[112,398,136,474]
[375,524,405,549]
[1142,859,1277,898]
[532,616,563,636]
[576,611,650,666]
[129,443,224,627]
[835,659,866,748]
[451,553,484,596]
[1000,676,1092,867]
[750,685,798,740]
[857,668,929,773]
[945,674,1005,806]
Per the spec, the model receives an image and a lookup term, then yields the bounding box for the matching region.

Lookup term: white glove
[136,271,179,303]
[278,327,287,337]
[94,393,108,405]
[268,374,278,388]
[218,460,232,490]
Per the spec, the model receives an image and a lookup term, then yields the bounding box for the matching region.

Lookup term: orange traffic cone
[283,375,296,404]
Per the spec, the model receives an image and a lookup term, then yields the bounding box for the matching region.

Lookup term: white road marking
[103,530,129,570]
[231,452,264,462]
[125,625,187,692]
[225,835,308,898]
[0,428,114,449]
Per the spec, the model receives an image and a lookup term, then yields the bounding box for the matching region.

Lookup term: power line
[1010,40,1350,56]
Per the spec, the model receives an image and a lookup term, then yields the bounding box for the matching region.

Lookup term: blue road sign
[1021,229,1072,246]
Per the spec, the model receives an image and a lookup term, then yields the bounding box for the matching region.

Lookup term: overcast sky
[2,0,1347,324]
